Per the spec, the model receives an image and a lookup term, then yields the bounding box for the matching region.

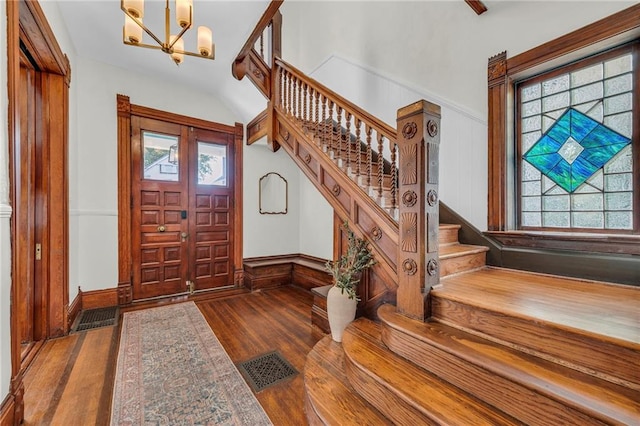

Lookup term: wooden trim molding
[464,0,487,16]
[9,0,71,423]
[0,394,15,426]
[117,95,244,303]
[487,4,640,237]
[81,288,119,310]
[247,109,268,145]
[67,289,82,330]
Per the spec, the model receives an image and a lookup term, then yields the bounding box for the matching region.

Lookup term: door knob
[181,232,188,242]
[157,225,166,232]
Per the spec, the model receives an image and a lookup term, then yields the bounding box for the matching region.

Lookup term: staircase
[233,5,640,424]
[305,224,640,425]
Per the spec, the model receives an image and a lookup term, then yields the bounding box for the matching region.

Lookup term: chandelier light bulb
[123,0,144,19]
[124,15,143,44]
[170,35,184,65]
[176,0,192,28]
[197,26,213,57]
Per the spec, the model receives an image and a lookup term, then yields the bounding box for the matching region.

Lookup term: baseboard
[0,394,15,426]
[81,288,118,310]
[243,254,331,291]
[68,289,82,329]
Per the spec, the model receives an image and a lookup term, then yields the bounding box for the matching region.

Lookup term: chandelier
[121,0,214,65]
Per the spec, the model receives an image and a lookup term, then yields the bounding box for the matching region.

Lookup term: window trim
[486,4,640,252]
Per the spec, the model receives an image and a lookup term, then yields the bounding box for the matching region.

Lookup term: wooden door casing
[123,103,244,302]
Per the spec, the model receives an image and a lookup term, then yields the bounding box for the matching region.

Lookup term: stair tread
[343,319,520,426]
[305,335,392,425]
[378,304,640,424]
[439,243,489,258]
[436,267,640,346]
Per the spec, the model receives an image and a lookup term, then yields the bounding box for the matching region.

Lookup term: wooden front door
[131,117,236,300]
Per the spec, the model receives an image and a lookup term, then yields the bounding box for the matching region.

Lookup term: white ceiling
[55,0,271,120]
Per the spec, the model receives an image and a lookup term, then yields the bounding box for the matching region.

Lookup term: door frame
[7,0,71,423]
[116,95,244,304]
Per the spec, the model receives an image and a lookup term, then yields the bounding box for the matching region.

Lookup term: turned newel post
[396,100,441,321]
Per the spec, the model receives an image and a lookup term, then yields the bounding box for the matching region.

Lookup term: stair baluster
[355,118,362,182]
[328,101,334,158]
[346,112,352,174]
[377,133,384,202]
[336,107,343,167]
[314,89,320,147]
[391,142,397,216]
[366,125,372,193]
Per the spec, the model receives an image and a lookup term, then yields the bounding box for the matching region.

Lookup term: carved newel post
[396,100,441,321]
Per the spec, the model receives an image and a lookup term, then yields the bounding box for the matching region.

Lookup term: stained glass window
[518,47,635,230]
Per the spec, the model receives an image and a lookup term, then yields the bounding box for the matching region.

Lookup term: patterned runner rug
[111,302,272,425]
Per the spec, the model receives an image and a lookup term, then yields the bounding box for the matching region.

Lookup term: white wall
[281,0,635,231]
[243,141,301,258]
[310,56,488,230]
[298,171,333,260]
[72,55,308,291]
[0,0,11,401]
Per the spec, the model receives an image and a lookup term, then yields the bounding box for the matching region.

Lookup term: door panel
[189,129,235,291]
[132,117,189,299]
[131,119,237,300]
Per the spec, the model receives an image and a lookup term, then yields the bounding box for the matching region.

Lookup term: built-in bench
[243,254,332,332]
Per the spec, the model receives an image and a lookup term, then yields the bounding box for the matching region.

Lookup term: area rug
[110,302,273,425]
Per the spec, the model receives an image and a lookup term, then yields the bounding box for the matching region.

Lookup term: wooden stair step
[311,285,332,333]
[439,243,488,277]
[304,334,391,425]
[378,304,640,425]
[342,319,520,426]
[438,223,461,246]
[432,267,640,390]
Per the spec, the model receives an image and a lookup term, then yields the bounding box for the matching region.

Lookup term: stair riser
[381,326,617,426]
[440,251,486,277]
[431,297,639,390]
[343,354,441,425]
[439,227,460,245]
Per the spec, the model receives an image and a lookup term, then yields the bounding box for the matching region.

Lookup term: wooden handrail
[234,0,284,65]
[274,58,397,142]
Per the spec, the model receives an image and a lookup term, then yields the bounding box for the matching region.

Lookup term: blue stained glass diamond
[523,108,631,193]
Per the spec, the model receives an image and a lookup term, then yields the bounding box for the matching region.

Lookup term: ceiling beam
[465,0,488,15]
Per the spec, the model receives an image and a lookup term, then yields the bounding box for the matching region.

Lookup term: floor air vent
[74,306,118,332]
[237,351,298,392]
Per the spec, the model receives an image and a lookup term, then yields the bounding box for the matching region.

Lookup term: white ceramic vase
[326,285,358,343]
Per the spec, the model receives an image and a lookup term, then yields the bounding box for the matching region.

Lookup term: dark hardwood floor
[22,286,324,425]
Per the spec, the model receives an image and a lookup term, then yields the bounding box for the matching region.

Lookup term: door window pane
[198,142,227,186]
[143,132,179,182]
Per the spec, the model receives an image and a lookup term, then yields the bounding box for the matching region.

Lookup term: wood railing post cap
[397,100,441,120]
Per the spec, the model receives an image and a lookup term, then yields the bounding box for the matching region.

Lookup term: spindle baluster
[366,125,373,191]
[377,133,384,202]
[336,106,343,165]
[345,112,352,172]
[355,118,362,181]
[391,141,397,212]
